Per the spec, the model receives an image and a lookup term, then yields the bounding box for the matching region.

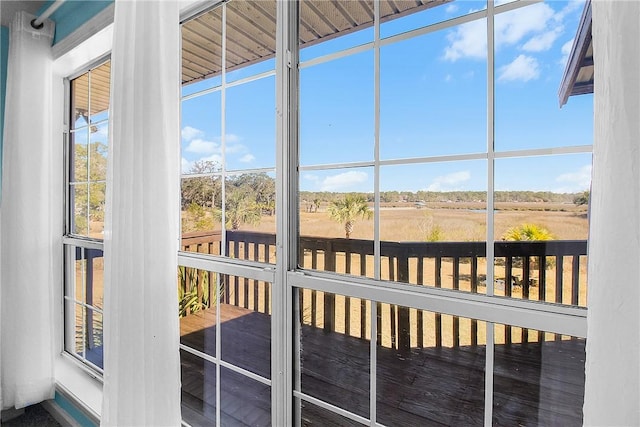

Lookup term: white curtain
[101,0,181,425]
[0,12,56,410]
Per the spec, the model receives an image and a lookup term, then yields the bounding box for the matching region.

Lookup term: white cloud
[555,164,592,192]
[560,38,574,66]
[426,171,471,191]
[320,171,368,192]
[444,19,486,61]
[303,174,320,182]
[495,3,555,47]
[445,4,458,14]
[185,138,218,154]
[200,153,223,164]
[444,74,453,83]
[522,26,563,52]
[498,54,540,82]
[181,126,203,141]
[239,154,255,163]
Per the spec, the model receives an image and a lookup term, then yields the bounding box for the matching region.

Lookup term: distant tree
[313,198,321,213]
[328,194,372,239]
[181,160,221,209]
[573,190,590,206]
[216,189,262,230]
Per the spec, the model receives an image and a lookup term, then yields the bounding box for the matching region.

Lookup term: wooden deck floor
[180,304,585,426]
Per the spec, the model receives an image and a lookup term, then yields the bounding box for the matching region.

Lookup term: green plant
[501,223,555,270]
[328,194,372,239]
[178,267,215,317]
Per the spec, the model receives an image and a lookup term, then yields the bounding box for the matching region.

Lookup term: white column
[584,1,640,425]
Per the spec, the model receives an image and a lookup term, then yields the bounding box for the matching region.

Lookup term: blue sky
[180,0,592,194]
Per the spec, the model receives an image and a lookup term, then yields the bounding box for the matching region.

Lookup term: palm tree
[215,189,261,230]
[328,194,372,239]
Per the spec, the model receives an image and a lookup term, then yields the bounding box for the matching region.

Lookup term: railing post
[323,241,336,333]
[86,250,94,349]
[397,251,410,354]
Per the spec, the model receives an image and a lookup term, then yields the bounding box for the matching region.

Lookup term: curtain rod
[31,0,66,29]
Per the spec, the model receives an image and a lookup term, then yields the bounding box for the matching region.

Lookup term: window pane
[299,168,374,277]
[87,308,104,369]
[225,76,275,170]
[89,61,110,123]
[71,183,89,237]
[297,289,371,419]
[70,128,89,183]
[179,268,219,357]
[380,21,487,159]
[181,350,217,426]
[380,1,487,39]
[181,175,223,238]
[494,1,591,151]
[493,326,585,426]
[181,5,222,96]
[181,92,222,176]
[379,161,487,293]
[493,154,590,306]
[226,0,276,84]
[71,72,88,129]
[88,183,106,238]
[220,367,271,426]
[377,305,486,425]
[300,51,374,166]
[299,400,364,426]
[299,0,374,62]
[89,123,108,181]
[220,276,272,379]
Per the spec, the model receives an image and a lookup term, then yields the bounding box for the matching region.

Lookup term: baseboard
[41,388,100,427]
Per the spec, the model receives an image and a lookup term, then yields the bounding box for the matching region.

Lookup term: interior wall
[585,1,640,424]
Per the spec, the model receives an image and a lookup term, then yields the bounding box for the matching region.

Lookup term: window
[63,58,110,371]
[179,2,277,424]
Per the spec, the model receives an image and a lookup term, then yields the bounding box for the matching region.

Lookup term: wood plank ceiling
[182,0,449,86]
[76,0,448,115]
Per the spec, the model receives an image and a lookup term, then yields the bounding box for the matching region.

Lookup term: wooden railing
[179,231,587,351]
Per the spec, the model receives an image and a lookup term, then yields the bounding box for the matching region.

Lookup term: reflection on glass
[73,257,85,302]
[494,1,591,151]
[181,349,217,426]
[380,23,487,159]
[220,277,272,379]
[220,367,271,426]
[73,302,84,356]
[494,155,590,306]
[377,305,485,425]
[225,77,276,170]
[71,73,88,129]
[379,162,487,293]
[300,52,374,165]
[380,0,487,39]
[89,61,110,122]
[493,325,585,426]
[297,290,371,419]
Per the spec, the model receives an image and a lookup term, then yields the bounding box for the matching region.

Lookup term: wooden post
[397,252,410,354]
[86,250,94,349]
[323,242,336,333]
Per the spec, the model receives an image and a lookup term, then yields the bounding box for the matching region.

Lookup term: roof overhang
[558,0,593,107]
